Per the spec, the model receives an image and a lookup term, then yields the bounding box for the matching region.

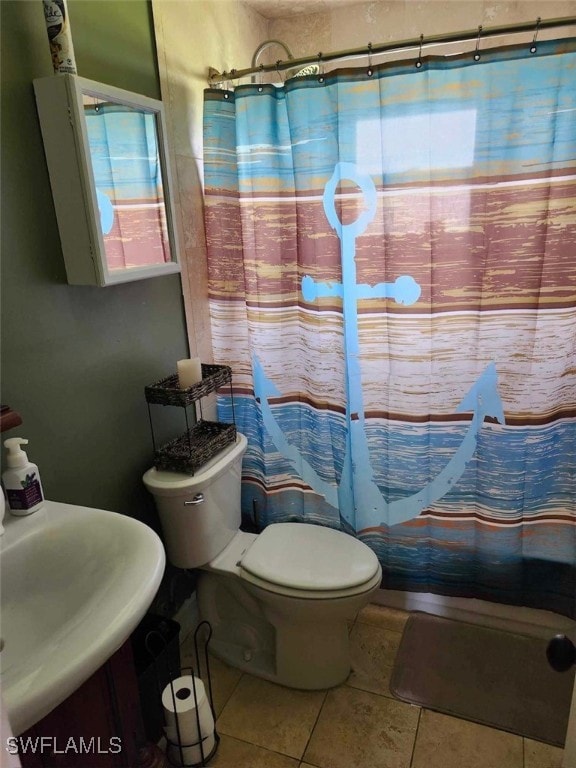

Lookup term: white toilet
[143,433,382,690]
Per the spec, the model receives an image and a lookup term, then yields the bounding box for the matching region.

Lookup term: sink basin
[0,501,165,735]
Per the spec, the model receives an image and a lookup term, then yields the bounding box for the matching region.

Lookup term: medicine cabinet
[34,75,181,286]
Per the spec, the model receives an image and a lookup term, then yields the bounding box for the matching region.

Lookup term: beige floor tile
[209,734,300,767]
[347,621,403,698]
[524,738,565,768]
[303,685,419,768]
[411,710,523,768]
[180,642,242,717]
[356,603,410,632]
[216,675,326,759]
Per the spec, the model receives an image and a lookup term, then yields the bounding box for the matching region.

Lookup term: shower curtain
[203,39,576,617]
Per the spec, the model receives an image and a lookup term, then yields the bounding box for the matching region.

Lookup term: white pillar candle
[177,358,202,389]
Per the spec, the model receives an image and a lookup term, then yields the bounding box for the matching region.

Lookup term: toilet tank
[143,433,248,569]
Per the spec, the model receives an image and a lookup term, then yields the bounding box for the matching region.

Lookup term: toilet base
[197,570,277,682]
[208,635,277,684]
[265,612,351,689]
[197,570,379,690]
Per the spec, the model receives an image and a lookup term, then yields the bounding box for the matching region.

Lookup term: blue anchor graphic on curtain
[253,162,505,530]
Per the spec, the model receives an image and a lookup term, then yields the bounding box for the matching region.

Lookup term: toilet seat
[239,563,383,600]
[238,523,381,600]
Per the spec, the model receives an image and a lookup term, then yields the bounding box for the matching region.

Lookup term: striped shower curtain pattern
[203,39,576,617]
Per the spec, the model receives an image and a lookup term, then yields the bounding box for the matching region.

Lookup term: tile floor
[180,604,565,768]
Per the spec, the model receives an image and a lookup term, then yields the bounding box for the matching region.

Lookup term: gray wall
[0,0,190,529]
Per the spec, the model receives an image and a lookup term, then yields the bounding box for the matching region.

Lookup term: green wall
[0,1,189,529]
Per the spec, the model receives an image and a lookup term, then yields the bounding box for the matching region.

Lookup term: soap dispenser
[2,438,45,515]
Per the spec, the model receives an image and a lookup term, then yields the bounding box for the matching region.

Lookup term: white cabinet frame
[34,75,181,286]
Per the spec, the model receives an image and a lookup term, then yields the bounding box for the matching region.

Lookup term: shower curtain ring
[366,42,374,77]
[258,64,264,92]
[224,70,235,98]
[530,17,541,54]
[415,34,424,68]
[317,52,325,83]
[223,73,232,98]
[474,25,482,61]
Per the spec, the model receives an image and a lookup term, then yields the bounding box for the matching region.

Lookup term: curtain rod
[207,15,576,85]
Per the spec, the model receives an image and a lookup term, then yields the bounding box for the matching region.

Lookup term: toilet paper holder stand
[146,620,219,767]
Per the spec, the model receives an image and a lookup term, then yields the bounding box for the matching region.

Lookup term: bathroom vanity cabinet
[17,641,144,768]
[145,363,236,474]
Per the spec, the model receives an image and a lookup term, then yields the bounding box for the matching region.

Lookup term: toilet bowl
[143,433,382,689]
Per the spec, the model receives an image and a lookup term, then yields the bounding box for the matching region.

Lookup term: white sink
[0,501,165,735]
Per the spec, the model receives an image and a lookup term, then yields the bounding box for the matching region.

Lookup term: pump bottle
[2,438,45,515]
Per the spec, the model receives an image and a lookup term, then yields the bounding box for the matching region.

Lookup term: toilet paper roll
[167,732,215,767]
[162,676,215,766]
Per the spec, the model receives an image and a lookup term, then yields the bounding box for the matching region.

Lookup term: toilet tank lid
[240,522,380,591]
[142,433,247,496]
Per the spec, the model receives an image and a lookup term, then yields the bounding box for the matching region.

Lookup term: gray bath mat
[390,612,575,746]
